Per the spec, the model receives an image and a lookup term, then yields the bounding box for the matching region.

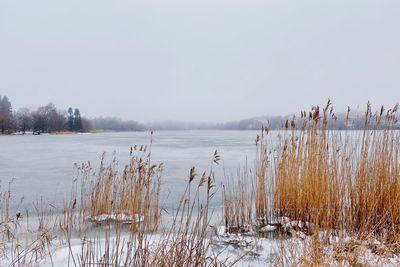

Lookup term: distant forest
[0,95,398,134]
[0,95,143,134]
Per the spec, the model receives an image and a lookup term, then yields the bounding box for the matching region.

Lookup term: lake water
[0,130,271,214]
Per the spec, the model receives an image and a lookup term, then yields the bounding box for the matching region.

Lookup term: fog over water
[1,0,400,122]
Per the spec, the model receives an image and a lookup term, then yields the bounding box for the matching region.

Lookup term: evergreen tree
[67,107,74,131]
[73,108,82,131]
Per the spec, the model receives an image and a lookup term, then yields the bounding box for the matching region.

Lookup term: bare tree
[15,108,33,134]
[45,103,66,132]
[32,106,47,134]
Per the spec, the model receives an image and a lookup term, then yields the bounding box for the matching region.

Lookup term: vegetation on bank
[223,101,400,265]
[0,95,144,134]
[0,95,88,134]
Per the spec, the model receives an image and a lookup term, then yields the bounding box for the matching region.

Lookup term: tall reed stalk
[77,144,163,232]
[274,102,400,242]
[224,101,400,245]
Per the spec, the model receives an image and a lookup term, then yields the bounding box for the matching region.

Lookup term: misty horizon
[0,97,380,126]
[1,0,399,122]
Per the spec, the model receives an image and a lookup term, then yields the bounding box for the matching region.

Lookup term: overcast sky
[1,0,399,122]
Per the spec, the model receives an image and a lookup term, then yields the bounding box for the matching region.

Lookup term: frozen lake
[0,130,273,214]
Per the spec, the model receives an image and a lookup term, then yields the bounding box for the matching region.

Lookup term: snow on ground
[1,227,282,267]
[260,225,277,232]
[2,222,400,266]
[212,226,282,266]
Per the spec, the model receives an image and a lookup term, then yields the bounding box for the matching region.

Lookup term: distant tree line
[2,95,397,134]
[0,95,92,134]
[0,95,144,135]
[91,117,144,131]
[145,112,399,131]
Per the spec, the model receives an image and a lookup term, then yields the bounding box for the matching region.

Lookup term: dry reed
[223,101,400,250]
[274,101,400,243]
[66,150,236,267]
[75,143,162,233]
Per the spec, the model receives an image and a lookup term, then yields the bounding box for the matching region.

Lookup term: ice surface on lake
[0,130,265,213]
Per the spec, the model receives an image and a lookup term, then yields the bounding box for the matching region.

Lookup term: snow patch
[88,213,144,224]
[260,225,277,232]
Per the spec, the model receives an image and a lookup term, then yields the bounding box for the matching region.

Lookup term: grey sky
[1,0,399,122]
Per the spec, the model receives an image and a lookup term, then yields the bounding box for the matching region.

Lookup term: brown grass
[256,127,269,225]
[223,127,273,233]
[75,144,162,232]
[66,150,236,267]
[274,102,400,241]
[223,101,400,249]
[223,166,254,233]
